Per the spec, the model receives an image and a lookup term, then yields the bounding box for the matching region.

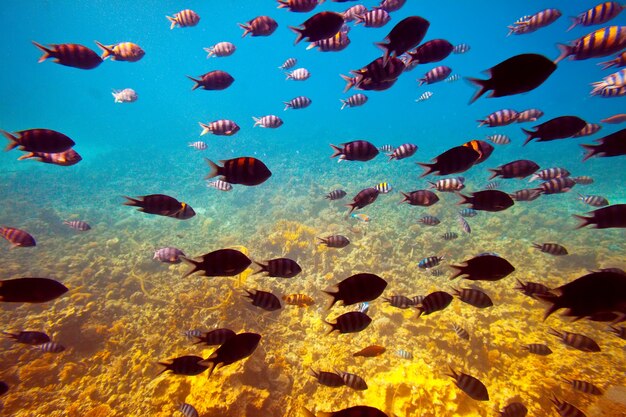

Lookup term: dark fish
[457,190,515,212]
[326,311,372,334]
[312,406,387,417]
[39,342,65,353]
[575,204,626,229]
[562,378,603,395]
[63,220,90,231]
[418,65,452,85]
[463,140,494,164]
[377,16,430,64]
[187,70,234,91]
[244,289,282,311]
[453,288,493,308]
[0,381,7,396]
[3,128,75,154]
[555,25,626,63]
[400,190,439,206]
[415,291,452,317]
[529,167,570,181]
[510,189,542,202]
[253,258,301,278]
[239,16,278,37]
[468,54,556,104]
[324,273,387,307]
[179,403,199,417]
[290,11,344,44]
[253,115,283,128]
[282,293,315,307]
[376,0,406,12]
[515,279,551,298]
[447,368,489,401]
[158,355,208,376]
[346,188,379,215]
[0,277,68,303]
[499,401,528,417]
[489,160,540,179]
[277,0,320,13]
[169,204,196,220]
[338,371,368,390]
[330,140,379,161]
[353,345,385,357]
[581,128,626,161]
[517,108,544,122]
[406,39,453,66]
[384,295,413,309]
[418,256,443,269]
[181,248,251,277]
[166,9,200,29]
[199,332,261,376]
[522,343,552,356]
[32,41,102,69]
[534,177,576,194]
[548,329,601,352]
[326,189,347,200]
[123,194,193,218]
[193,328,236,346]
[477,109,519,127]
[459,208,478,217]
[0,226,36,248]
[417,146,480,177]
[318,235,350,248]
[418,215,440,226]
[450,254,515,281]
[310,369,344,387]
[205,157,271,186]
[452,324,470,340]
[284,96,312,110]
[387,143,417,160]
[532,243,568,256]
[609,325,626,339]
[17,149,82,166]
[522,116,588,145]
[3,330,50,345]
[551,395,587,417]
[355,9,390,27]
[442,232,458,241]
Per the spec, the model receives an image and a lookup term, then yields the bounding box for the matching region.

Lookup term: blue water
[1,1,625,416]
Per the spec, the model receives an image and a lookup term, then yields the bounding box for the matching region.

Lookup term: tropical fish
[205,157,271,186]
[330,140,379,161]
[166,9,200,29]
[484,181,500,190]
[318,235,350,248]
[568,2,624,31]
[529,167,570,181]
[532,243,568,256]
[510,189,542,202]
[599,50,626,69]
[486,134,511,145]
[204,42,236,58]
[346,188,379,215]
[463,140,494,164]
[351,213,371,222]
[573,123,601,137]
[17,149,82,166]
[562,378,603,395]
[550,395,586,417]
[442,232,458,241]
[429,178,465,193]
[3,331,50,345]
[395,349,413,359]
[517,108,544,122]
[244,290,282,311]
[188,70,234,90]
[459,208,478,217]
[377,16,430,64]
[199,120,240,136]
[32,41,102,69]
[601,113,626,123]
[157,355,207,376]
[189,141,207,151]
[534,177,576,194]
[181,248,251,277]
[337,371,367,390]
[406,39,453,66]
[400,190,439,206]
[310,369,344,387]
[355,9,390,28]
[453,288,493,308]
[284,96,312,110]
[178,403,199,417]
[415,291,453,317]
[515,279,551,298]
[286,68,311,80]
[153,247,185,264]
[239,16,278,37]
[123,194,194,218]
[0,227,36,248]
[290,11,344,44]
[193,328,236,346]
[445,74,460,82]
[418,65,452,86]
[253,258,302,278]
[206,180,233,192]
[609,326,626,339]
[489,160,540,179]
[306,406,387,417]
[307,29,351,52]
[523,116,588,145]
[418,215,440,226]
[38,342,66,353]
[112,88,137,103]
[507,8,562,35]
[453,43,470,54]
[343,5,368,22]
[198,333,261,376]
[326,311,372,334]
[447,368,489,401]
[555,26,626,63]
[452,324,470,340]
[548,329,601,352]
[477,109,519,127]
[522,343,552,356]
[279,58,297,70]
[498,401,528,417]
[3,128,75,154]
[417,146,480,177]
[578,194,609,207]
[282,294,315,307]
[374,182,392,194]
[0,382,7,396]
[375,0,406,12]
[95,41,144,62]
[324,273,387,307]
[326,189,347,200]
[252,115,283,128]
[277,0,321,13]
[450,254,515,281]
[355,302,370,314]
[384,295,413,309]
[457,190,515,212]
[416,91,433,102]
[340,93,368,109]
[581,128,626,161]
[418,255,443,269]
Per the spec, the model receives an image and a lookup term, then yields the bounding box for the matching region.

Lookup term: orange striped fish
[95,41,145,62]
[0,227,36,248]
[17,149,82,166]
[511,8,561,35]
[568,2,625,31]
[166,9,200,29]
[555,25,626,63]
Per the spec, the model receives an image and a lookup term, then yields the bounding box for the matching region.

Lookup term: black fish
[3,330,50,345]
[574,204,626,229]
[463,140,494,164]
[253,258,301,278]
[346,188,379,215]
[324,273,387,307]
[181,248,251,277]
[326,189,347,200]
[3,128,75,154]
[187,70,234,90]
[205,157,271,186]
[418,146,480,177]
[538,271,626,321]
[199,332,261,376]
[290,11,344,44]
[0,277,68,303]
[330,140,379,161]
[377,16,430,64]
[406,39,454,66]
[447,367,489,401]
[193,328,236,346]
[310,369,345,387]
[384,295,413,309]
[123,194,192,217]
[548,328,601,352]
[450,254,515,281]
[522,116,588,145]
[457,190,515,212]
[415,291,453,317]
[581,128,626,161]
[522,343,552,356]
[326,311,372,334]
[400,190,439,206]
[0,381,7,396]
[309,406,388,417]
[244,289,282,311]
[158,355,208,376]
[467,53,556,103]
[498,401,528,417]
[453,288,493,308]
[515,279,551,298]
[488,160,540,179]
[318,235,350,248]
[350,56,405,86]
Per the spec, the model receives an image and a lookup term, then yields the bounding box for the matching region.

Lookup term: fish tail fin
[487,168,500,180]
[252,261,268,275]
[554,43,571,64]
[399,192,410,204]
[198,122,211,136]
[2,130,18,151]
[354,14,364,25]
[465,77,489,104]
[416,162,435,177]
[598,58,616,70]
[283,102,290,111]
[329,144,343,158]
[17,152,36,161]
[546,327,561,338]
[345,202,356,216]
[289,26,304,45]
[203,47,214,58]
[166,15,177,30]
[31,41,51,62]
[572,214,592,229]
[339,74,354,93]
[375,42,390,66]
[252,117,261,127]
[521,128,535,146]
[156,362,170,376]
[580,143,598,162]
[186,75,201,91]
[122,196,141,207]
[204,158,221,180]
[238,23,251,38]
[566,17,578,32]
[455,192,469,206]
[179,256,201,278]
[324,320,336,335]
[94,41,112,60]
[531,242,542,251]
[448,264,463,280]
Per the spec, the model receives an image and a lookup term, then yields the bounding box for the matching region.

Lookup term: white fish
[112,88,138,103]
[188,141,207,150]
[416,91,433,102]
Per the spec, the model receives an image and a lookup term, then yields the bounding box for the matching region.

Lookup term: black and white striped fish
[486,134,511,145]
[431,269,444,277]
[532,243,568,256]
[378,144,395,152]
[355,302,370,315]
[452,44,470,54]
[522,343,552,356]
[416,91,433,102]
[188,141,207,150]
[199,119,240,136]
[284,96,312,111]
[447,368,489,401]
[419,215,440,226]
[415,291,452,317]
[338,371,368,390]
[388,143,417,161]
[179,403,199,417]
[577,194,608,207]
[279,58,297,70]
[341,93,368,110]
[441,232,458,241]
[453,288,492,308]
[183,329,202,339]
[63,220,91,231]
[207,180,233,191]
[396,349,413,359]
[326,189,347,200]
[384,295,413,309]
[459,208,478,217]
[204,42,235,58]
[550,396,586,417]
[355,9,390,27]
[38,342,66,353]
[529,167,570,182]
[548,328,600,352]
[452,324,470,340]
[253,115,283,128]
[561,378,603,395]
[458,216,471,234]
[444,74,460,82]
[286,68,310,81]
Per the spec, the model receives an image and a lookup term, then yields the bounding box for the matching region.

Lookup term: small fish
[124,194,194,219]
[452,43,470,54]
[510,189,542,202]
[341,93,368,110]
[522,343,552,356]
[154,247,186,264]
[198,333,261,376]
[447,368,489,401]
[486,134,511,145]
[355,302,370,314]
[572,176,594,185]
[529,167,570,181]
[95,41,145,62]
[286,68,311,81]
[3,128,75,154]
[508,8,562,35]
[400,190,439,206]
[338,371,368,390]
[514,280,551,298]
[374,182,392,194]
[183,329,202,339]
[445,74,460,82]
[459,208,478,217]
[535,177,577,194]
[351,213,371,223]
[452,324,470,340]
[532,243,568,256]
[324,274,387,307]
[206,180,233,192]
[457,190,515,212]
[498,402,528,417]
[343,5,368,22]
[193,328,236,346]
[17,149,82,166]
[384,295,413,309]
[378,144,395,152]
[253,258,302,278]
[416,91,433,102]
[489,160,540,179]
[418,215,440,226]
[548,328,601,352]
[346,188,379,215]
[181,248,251,278]
[410,295,425,305]
[282,294,315,307]
[418,65,452,86]
[326,312,372,334]
[39,342,66,353]
[277,0,321,13]
[453,288,493,308]
[279,58,297,70]
[485,181,500,190]
[353,345,385,357]
[555,26,626,64]
[387,143,417,161]
[415,291,453,317]
[568,2,624,31]
[204,42,235,58]
[166,9,200,29]
[599,50,626,69]
[3,331,50,345]
[244,289,282,311]
[601,113,626,124]
[431,269,444,277]
[239,16,278,37]
[112,88,137,103]
[562,378,603,395]
[517,108,544,122]
[284,96,312,110]
[63,220,91,231]
[429,177,465,192]
[252,115,283,128]
[310,369,344,387]
[550,395,586,417]
[178,403,199,417]
[318,235,350,248]
[396,349,413,359]
[458,216,471,234]
[442,232,458,241]
[573,123,601,137]
[418,255,443,269]
[355,9,390,28]
[199,120,240,136]
[289,11,344,44]
[478,109,520,127]
[189,141,207,150]
[326,189,347,200]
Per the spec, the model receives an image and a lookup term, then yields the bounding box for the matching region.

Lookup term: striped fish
[599,50,626,69]
[418,66,452,86]
[355,302,370,314]
[0,227,36,248]
[341,93,368,110]
[39,342,66,353]
[244,290,282,311]
[498,402,528,417]
[282,293,315,307]
[410,295,425,305]
[453,288,492,308]
[188,141,207,150]
[415,291,452,317]
[529,167,570,181]
[532,243,568,256]
[535,177,576,194]
[458,216,471,234]
[63,220,91,231]
[515,280,551,298]
[338,371,368,390]
[252,115,283,128]
[416,91,433,102]
[609,326,626,339]
[95,41,145,62]
[517,108,544,122]
[310,369,344,387]
[590,68,626,95]
[183,329,202,339]
[430,269,444,277]
[355,9,390,27]
[486,134,511,145]
[326,312,371,334]
[485,181,500,190]
[396,349,413,359]
[441,232,458,241]
[193,328,236,346]
[477,109,519,127]
[419,215,440,226]
[308,30,350,52]
[204,42,235,58]
[578,194,609,207]
[374,182,392,194]
[384,295,413,309]
[286,68,310,81]
[452,324,470,341]
[550,395,586,417]
[388,143,417,160]
[318,235,350,248]
[167,9,200,29]
[568,2,625,31]
[555,26,626,63]
[459,208,478,217]
[509,8,561,35]
[597,85,626,96]
[206,180,233,192]
[452,44,470,54]
[326,189,347,200]
[506,15,532,35]
[32,41,102,70]
[447,368,489,401]
[548,328,601,352]
[277,0,320,13]
[522,343,552,356]
[284,96,312,110]
[378,144,395,152]
[199,120,240,136]
[429,177,465,192]
[179,403,199,417]
[418,255,443,269]
[375,0,406,12]
[510,188,542,202]
[154,247,185,263]
[445,74,461,83]
[279,58,297,71]
[562,378,603,395]
[343,5,368,22]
